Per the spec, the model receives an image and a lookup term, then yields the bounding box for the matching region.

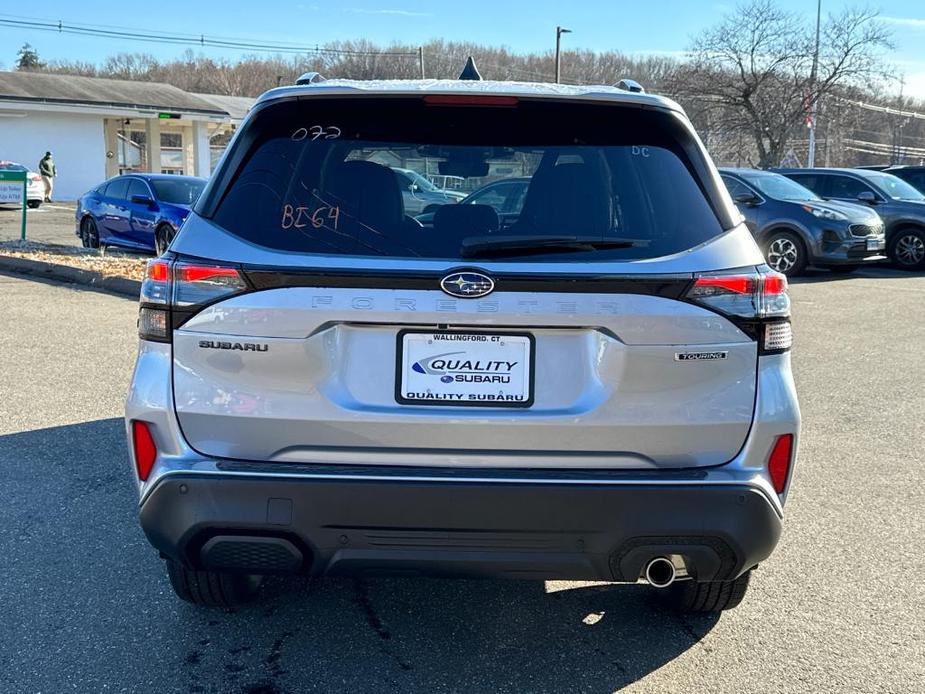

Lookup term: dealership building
[0,70,252,200]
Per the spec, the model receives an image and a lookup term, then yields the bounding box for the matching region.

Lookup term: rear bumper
[140,469,782,582]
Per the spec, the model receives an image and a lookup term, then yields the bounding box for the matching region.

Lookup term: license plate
[867,238,885,251]
[396,331,534,407]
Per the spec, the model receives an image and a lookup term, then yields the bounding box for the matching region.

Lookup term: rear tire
[165,558,263,608]
[660,570,752,612]
[888,228,925,270]
[80,217,100,249]
[27,200,41,209]
[764,231,807,277]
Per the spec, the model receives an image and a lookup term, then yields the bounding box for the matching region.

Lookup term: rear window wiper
[460,235,647,259]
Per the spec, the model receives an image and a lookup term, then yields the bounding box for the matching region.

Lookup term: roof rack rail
[615,78,645,94]
[295,72,325,85]
[458,56,482,81]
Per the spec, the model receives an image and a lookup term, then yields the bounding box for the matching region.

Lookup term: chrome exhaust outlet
[645,556,677,588]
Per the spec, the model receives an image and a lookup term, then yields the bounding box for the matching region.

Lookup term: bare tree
[681,0,891,168]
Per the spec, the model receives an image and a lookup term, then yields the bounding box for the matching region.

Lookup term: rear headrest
[433,204,500,238]
[518,163,612,236]
[324,160,405,227]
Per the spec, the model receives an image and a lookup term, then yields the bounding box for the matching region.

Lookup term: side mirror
[131,194,154,206]
[734,192,761,206]
[857,191,879,205]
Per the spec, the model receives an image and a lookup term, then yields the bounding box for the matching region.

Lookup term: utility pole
[555,26,571,84]
[418,46,425,79]
[807,0,822,167]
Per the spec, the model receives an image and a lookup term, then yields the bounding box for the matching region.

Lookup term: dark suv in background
[776,168,925,270]
[720,168,885,276]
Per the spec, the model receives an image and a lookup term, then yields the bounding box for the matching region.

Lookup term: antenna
[458,56,482,81]
[295,72,325,85]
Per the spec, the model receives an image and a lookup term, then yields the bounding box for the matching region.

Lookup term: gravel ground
[0,268,922,694]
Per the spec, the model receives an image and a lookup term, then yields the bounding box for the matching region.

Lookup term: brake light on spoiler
[685,270,792,353]
[138,259,248,342]
[423,95,519,107]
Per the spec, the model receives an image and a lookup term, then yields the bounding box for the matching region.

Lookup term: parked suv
[126,77,800,613]
[776,168,925,270]
[720,168,885,276]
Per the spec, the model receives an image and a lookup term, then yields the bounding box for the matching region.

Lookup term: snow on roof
[256,78,683,113]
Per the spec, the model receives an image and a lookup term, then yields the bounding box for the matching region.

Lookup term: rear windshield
[206,96,727,261]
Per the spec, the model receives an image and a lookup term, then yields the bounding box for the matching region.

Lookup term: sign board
[0,169,26,204]
[0,169,28,241]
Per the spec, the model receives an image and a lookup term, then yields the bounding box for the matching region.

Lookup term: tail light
[138,258,248,342]
[131,420,158,481]
[767,434,795,494]
[685,269,792,353]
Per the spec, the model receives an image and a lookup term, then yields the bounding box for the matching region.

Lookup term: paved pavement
[0,201,81,247]
[0,269,923,693]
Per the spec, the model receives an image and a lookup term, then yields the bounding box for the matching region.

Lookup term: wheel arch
[757,224,810,252]
[886,220,925,237]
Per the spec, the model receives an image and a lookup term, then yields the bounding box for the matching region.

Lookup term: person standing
[38,151,56,202]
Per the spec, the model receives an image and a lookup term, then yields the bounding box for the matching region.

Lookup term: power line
[836,95,925,121]
[0,15,419,57]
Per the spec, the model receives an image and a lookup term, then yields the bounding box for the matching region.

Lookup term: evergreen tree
[16,43,43,70]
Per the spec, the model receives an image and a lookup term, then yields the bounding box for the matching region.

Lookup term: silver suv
[125,75,800,613]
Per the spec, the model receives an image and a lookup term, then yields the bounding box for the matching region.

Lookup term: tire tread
[164,559,261,608]
[664,570,752,613]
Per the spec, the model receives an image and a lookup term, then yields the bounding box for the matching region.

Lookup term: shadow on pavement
[0,418,719,693]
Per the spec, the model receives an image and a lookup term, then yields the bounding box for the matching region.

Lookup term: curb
[0,255,141,299]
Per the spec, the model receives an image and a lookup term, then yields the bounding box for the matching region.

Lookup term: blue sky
[3,0,925,97]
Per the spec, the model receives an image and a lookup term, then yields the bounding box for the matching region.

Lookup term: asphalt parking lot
[0,201,81,247]
[0,267,923,694]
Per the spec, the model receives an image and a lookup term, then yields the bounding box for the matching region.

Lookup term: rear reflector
[132,420,157,481]
[767,434,794,494]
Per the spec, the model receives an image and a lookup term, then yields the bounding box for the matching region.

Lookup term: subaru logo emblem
[440,271,495,299]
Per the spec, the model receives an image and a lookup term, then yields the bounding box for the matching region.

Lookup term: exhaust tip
[645,556,677,588]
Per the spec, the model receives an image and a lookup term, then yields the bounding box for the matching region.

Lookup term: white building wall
[0,111,105,200]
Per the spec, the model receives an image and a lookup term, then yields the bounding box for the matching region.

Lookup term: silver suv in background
[125,75,800,613]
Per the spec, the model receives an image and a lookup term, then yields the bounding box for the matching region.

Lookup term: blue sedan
[75,174,206,255]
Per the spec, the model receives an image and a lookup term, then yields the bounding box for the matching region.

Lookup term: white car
[0,161,44,208]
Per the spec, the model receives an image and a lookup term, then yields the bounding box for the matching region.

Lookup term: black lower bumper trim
[139,473,782,582]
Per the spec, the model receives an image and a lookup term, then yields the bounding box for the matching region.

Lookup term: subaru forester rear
[125,75,800,612]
